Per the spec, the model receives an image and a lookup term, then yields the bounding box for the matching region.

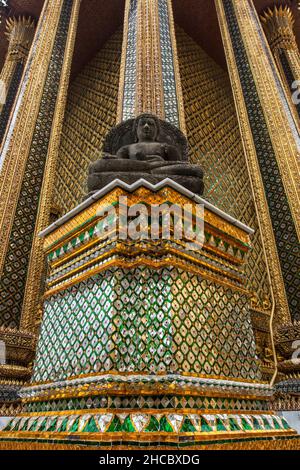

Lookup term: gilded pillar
[117,0,186,132]
[0,0,81,413]
[261,6,300,118]
[0,16,35,143]
[215,0,300,385]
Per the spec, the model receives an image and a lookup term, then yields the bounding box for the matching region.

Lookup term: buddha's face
[136,117,157,142]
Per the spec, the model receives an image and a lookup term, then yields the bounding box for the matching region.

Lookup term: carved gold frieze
[41,185,252,299]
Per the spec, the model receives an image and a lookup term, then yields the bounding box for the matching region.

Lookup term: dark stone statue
[87,113,204,195]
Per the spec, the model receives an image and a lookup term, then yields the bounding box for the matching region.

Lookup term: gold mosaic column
[215,0,300,386]
[0,16,35,141]
[117,0,186,132]
[0,0,81,413]
[20,0,81,333]
[261,5,300,118]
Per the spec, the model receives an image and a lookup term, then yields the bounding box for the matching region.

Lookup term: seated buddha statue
[87,113,204,195]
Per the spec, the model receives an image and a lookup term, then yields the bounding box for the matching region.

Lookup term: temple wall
[53,30,122,214]
[176,26,271,312]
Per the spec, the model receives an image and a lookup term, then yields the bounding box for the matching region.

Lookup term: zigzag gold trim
[17,408,274,417]
[43,255,249,299]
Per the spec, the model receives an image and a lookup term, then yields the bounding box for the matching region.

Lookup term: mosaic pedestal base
[1,181,299,449]
[0,372,299,449]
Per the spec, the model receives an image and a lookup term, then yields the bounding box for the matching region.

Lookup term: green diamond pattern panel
[32,268,173,382]
[25,395,268,414]
[169,269,260,380]
[32,267,260,383]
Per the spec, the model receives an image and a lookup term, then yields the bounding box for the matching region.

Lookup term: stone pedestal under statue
[0,179,299,449]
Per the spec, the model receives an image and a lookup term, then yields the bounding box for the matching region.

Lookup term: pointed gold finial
[4,16,35,61]
[260,5,297,52]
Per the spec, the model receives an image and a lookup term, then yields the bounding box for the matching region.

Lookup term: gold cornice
[0,364,31,379]
[49,239,244,286]
[47,246,243,289]
[40,185,252,298]
[43,255,250,300]
[44,187,250,251]
[0,430,295,446]
[0,437,299,450]
[22,383,270,404]
[29,368,265,388]
[0,327,37,364]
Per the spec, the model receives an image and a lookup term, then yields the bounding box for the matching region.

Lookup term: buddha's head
[133,114,160,143]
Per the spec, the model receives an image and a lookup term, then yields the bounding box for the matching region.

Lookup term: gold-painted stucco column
[0,16,35,142]
[117,0,186,133]
[215,0,300,368]
[261,6,300,101]
[0,0,81,414]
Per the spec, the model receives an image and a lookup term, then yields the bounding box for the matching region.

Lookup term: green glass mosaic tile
[200,417,212,432]
[180,418,196,432]
[32,267,260,383]
[159,416,173,433]
[107,416,122,432]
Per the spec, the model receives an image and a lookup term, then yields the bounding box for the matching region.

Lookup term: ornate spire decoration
[0,16,35,141]
[5,16,35,62]
[261,5,300,118]
[261,5,296,53]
